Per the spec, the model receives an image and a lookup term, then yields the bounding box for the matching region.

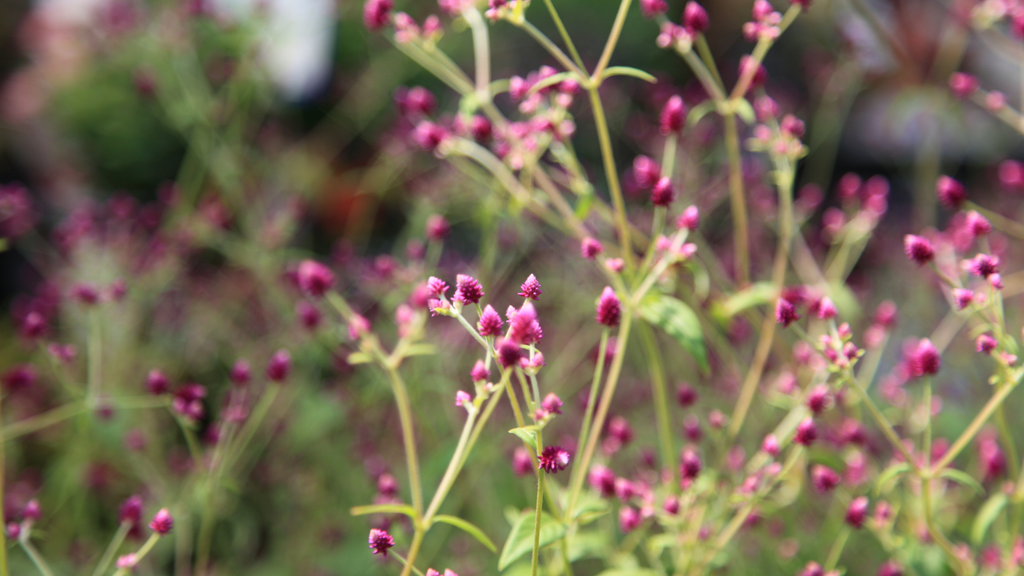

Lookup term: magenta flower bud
[811,464,841,492]
[619,506,641,533]
[538,445,570,473]
[414,121,449,152]
[19,311,47,340]
[816,297,838,320]
[518,274,543,300]
[608,416,634,444]
[455,390,472,407]
[903,234,935,265]
[680,448,702,479]
[876,560,904,576]
[297,301,322,330]
[296,260,335,297]
[651,177,675,207]
[470,360,490,382]
[541,393,563,415]
[682,1,710,32]
[775,298,800,328]
[368,528,395,555]
[266,349,292,382]
[677,206,699,230]
[469,115,492,141]
[477,305,503,337]
[1000,159,1024,191]
[968,253,999,278]
[800,562,824,576]
[676,383,698,407]
[762,434,780,456]
[2,365,36,392]
[22,499,41,521]
[874,301,897,328]
[363,0,394,30]
[453,274,484,304]
[614,477,635,501]
[508,302,543,345]
[806,384,833,415]
[977,334,998,354]
[640,0,668,18]
[581,237,604,259]
[115,554,137,570]
[146,370,169,395]
[70,282,101,305]
[5,523,18,540]
[425,214,450,241]
[496,338,522,368]
[149,508,173,535]
[230,359,251,386]
[845,496,869,528]
[632,156,661,189]
[910,338,941,377]
[780,115,805,138]
[427,277,449,297]
[790,0,811,10]
[949,72,979,100]
[953,289,974,310]
[596,287,622,327]
[512,447,533,476]
[377,473,399,496]
[739,56,768,88]
[663,495,680,515]
[119,495,143,525]
[588,465,616,497]
[794,418,817,446]
[936,175,968,209]
[660,95,687,134]
[965,211,992,237]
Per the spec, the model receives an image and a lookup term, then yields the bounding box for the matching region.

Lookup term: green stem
[91,522,131,576]
[464,8,491,97]
[932,377,1020,473]
[639,323,674,477]
[87,310,102,401]
[695,35,724,91]
[19,536,54,576]
[516,21,586,79]
[112,533,162,576]
[846,373,920,473]
[539,0,587,72]
[531,432,546,576]
[824,526,851,572]
[588,89,633,268]
[423,407,478,522]
[922,474,967,575]
[393,546,427,576]
[568,330,609,506]
[591,0,633,82]
[2,402,87,441]
[729,6,800,101]
[721,112,749,288]
[222,385,280,473]
[384,365,424,516]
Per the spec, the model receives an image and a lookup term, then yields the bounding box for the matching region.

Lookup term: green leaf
[733,98,756,125]
[710,282,776,322]
[567,530,609,562]
[432,515,498,553]
[403,344,437,357]
[350,504,416,518]
[574,190,594,221]
[509,426,539,446]
[874,462,909,495]
[940,468,985,496]
[498,511,566,570]
[528,71,579,95]
[599,66,657,84]
[687,100,717,127]
[347,352,373,365]
[971,492,1007,544]
[638,294,709,374]
[595,570,661,576]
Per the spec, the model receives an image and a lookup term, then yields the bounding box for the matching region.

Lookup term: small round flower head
[477,305,503,336]
[71,283,101,305]
[296,260,335,297]
[953,289,974,310]
[400,86,437,116]
[682,1,710,32]
[119,495,143,525]
[910,338,941,377]
[608,416,634,444]
[740,56,768,88]
[846,496,869,528]
[0,364,36,392]
[470,360,490,382]
[518,274,542,300]
[775,298,800,328]
[660,95,687,134]
[588,465,616,497]
[977,334,998,354]
[651,178,675,207]
[508,302,543,345]
[297,301,322,330]
[414,121,449,152]
[496,338,522,368]
[816,297,838,320]
[936,175,967,209]
[679,448,702,479]
[676,383,698,407]
[229,359,251,386]
[368,528,395,555]
[806,384,833,415]
[640,0,668,19]
[20,311,47,340]
[538,445,570,473]
[5,523,18,540]
[541,393,563,415]
[790,0,812,10]
[116,554,137,570]
[469,115,492,141]
[363,0,394,30]
[677,206,699,230]
[427,276,449,297]
[965,211,992,238]
[455,390,472,408]
[948,72,979,100]
[425,214,450,241]
[762,434,780,456]
[149,508,173,535]
[453,274,484,304]
[968,253,999,278]
[22,499,41,521]
[903,235,935,265]
[1000,159,1024,191]
[377,473,399,496]
[811,464,841,492]
[794,418,817,446]
[664,495,680,514]
[581,237,604,260]
[512,447,533,476]
[596,287,622,327]
[619,506,641,533]
[349,314,371,339]
[876,560,904,576]
[146,369,169,395]
[266,349,292,382]
[632,156,662,189]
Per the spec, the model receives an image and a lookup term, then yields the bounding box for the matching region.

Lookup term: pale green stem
[591,0,634,82]
[588,88,633,268]
[88,310,102,401]
[2,402,87,441]
[19,536,54,576]
[516,21,586,79]
[393,548,427,576]
[694,35,724,90]
[423,408,478,522]
[531,430,546,576]
[922,474,967,575]
[676,48,727,102]
[824,526,851,572]
[384,365,424,517]
[639,323,674,477]
[932,376,1020,473]
[568,330,609,505]
[112,533,162,576]
[92,522,131,576]
[846,373,920,473]
[722,112,749,288]
[729,6,800,101]
[539,0,587,72]
[464,8,491,98]
[222,385,280,473]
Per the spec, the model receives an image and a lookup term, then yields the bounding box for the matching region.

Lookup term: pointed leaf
[498,511,566,570]
[509,426,539,446]
[971,492,1007,544]
[874,462,909,495]
[600,66,657,84]
[432,514,498,553]
[350,504,416,518]
[733,98,756,125]
[940,468,985,496]
[687,100,717,127]
[638,294,708,374]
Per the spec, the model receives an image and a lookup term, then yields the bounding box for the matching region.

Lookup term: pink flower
[512,447,533,476]
[794,418,817,446]
[146,369,169,395]
[470,360,490,382]
[903,235,935,265]
[949,72,979,100]
[679,449,702,479]
[619,506,641,532]
[762,434,780,456]
[368,528,395,555]
[936,175,967,209]
[427,276,449,297]
[775,298,800,327]
[363,0,394,30]
[660,95,687,134]
[806,384,833,415]
[453,274,484,304]
[581,237,604,259]
[677,206,699,230]
[682,1,710,32]
[508,302,543,345]
[846,496,869,528]
[967,253,999,278]
[953,289,974,310]
[425,214,450,241]
[651,177,675,207]
[588,465,616,497]
[149,508,174,535]
[455,390,472,407]
[977,334,997,354]
[538,445,570,473]
[596,287,621,327]
[267,350,292,382]
[518,274,543,300]
[632,156,662,189]
[296,260,335,297]
[640,0,668,18]
[477,305,503,336]
[811,464,841,492]
[541,393,563,415]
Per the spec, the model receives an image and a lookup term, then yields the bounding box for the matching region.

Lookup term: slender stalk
[398,530,425,576]
[393,547,427,576]
[588,89,633,268]
[729,6,800,101]
[516,21,586,79]
[531,432,546,576]
[824,526,851,572]
[384,365,423,516]
[112,533,162,576]
[464,8,491,97]
[846,373,920,472]
[539,0,587,72]
[932,378,1020,473]
[222,385,280,472]
[639,323,674,477]
[922,474,966,575]
[676,48,727,102]
[591,0,634,82]
[722,112,749,288]
[87,310,102,401]
[2,402,87,441]
[92,522,131,576]
[19,537,54,576]
[423,408,478,522]
[694,36,724,90]
[568,330,609,507]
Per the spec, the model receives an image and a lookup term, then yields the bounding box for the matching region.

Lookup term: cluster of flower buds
[749,112,807,161]
[743,0,783,41]
[657,2,709,51]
